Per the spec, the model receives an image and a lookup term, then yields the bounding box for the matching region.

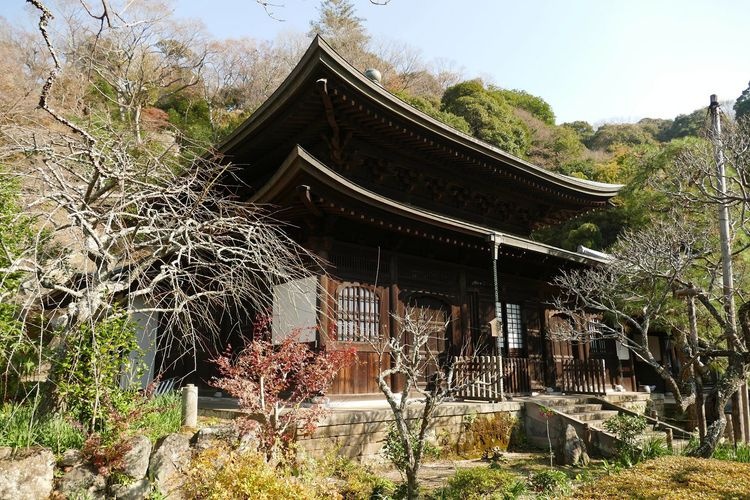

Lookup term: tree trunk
[695,414,727,458]
[405,468,419,500]
[691,354,746,457]
[696,377,707,440]
[134,104,142,144]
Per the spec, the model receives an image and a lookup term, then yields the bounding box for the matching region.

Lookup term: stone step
[548,404,604,414]
[534,396,591,406]
[570,410,620,422]
[584,420,608,429]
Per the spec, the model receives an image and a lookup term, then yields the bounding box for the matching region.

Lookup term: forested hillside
[1,0,748,253]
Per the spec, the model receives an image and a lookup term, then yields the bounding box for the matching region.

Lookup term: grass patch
[575,455,750,499]
[131,392,182,443]
[712,442,750,463]
[0,392,179,456]
[0,402,84,454]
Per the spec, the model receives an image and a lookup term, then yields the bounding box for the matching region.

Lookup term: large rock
[192,425,238,452]
[148,433,192,498]
[109,479,151,500]
[57,464,107,499]
[561,424,590,466]
[0,447,55,500]
[117,435,152,480]
[59,448,83,468]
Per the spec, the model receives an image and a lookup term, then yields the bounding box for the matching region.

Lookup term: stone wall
[297,401,523,462]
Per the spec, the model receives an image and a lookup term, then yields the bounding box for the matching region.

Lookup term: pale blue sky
[4,0,748,124]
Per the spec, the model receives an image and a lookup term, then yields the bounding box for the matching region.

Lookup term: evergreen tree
[441,80,531,157]
[734,81,750,123]
[309,0,369,56]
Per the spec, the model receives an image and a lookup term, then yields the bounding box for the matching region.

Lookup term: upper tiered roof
[219,36,622,233]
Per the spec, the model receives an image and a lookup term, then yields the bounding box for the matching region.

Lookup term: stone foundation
[296,401,523,462]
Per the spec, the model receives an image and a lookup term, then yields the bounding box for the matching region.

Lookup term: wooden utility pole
[709,94,749,443]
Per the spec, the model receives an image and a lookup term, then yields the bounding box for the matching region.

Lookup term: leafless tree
[52,0,209,144]
[551,212,750,457]
[670,118,750,239]
[0,0,318,410]
[202,34,304,138]
[373,306,494,499]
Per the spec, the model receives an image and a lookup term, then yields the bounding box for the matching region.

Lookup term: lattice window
[588,320,607,355]
[505,303,524,350]
[336,285,380,342]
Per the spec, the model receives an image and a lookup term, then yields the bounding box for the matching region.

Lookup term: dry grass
[575,455,750,499]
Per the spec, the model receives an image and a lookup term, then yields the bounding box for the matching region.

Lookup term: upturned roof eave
[218,36,623,200]
[253,145,609,267]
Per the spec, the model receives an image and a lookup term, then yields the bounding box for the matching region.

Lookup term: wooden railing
[451,356,544,400]
[560,358,607,395]
[452,355,501,401]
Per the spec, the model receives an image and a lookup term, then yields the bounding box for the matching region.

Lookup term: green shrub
[300,449,395,500]
[52,312,141,433]
[333,460,395,499]
[602,414,647,464]
[430,466,523,500]
[528,469,571,497]
[185,446,324,499]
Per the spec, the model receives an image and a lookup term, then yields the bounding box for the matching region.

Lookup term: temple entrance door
[407,296,451,391]
[325,277,390,395]
[544,311,576,390]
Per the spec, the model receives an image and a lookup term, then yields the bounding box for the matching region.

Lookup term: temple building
[168,37,643,398]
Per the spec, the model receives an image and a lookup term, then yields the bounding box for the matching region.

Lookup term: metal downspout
[488,233,505,401]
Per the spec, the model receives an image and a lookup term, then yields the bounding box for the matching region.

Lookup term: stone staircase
[534,394,691,453]
[539,397,620,430]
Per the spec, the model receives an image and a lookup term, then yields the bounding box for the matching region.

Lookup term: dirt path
[376,451,544,490]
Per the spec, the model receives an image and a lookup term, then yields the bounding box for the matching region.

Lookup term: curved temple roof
[253,145,610,266]
[219,36,623,201]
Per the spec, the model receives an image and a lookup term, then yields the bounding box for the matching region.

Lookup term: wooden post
[731,391,745,446]
[583,423,592,449]
[665,428,673,452]
[182,384,198,428]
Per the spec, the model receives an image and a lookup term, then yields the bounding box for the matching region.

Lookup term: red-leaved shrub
[213,316,355,459]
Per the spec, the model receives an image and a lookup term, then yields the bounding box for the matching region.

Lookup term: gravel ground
[376,451,544,490]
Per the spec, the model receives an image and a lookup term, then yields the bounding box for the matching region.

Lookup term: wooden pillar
[459,269,469,354]
[389,253,401,392]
